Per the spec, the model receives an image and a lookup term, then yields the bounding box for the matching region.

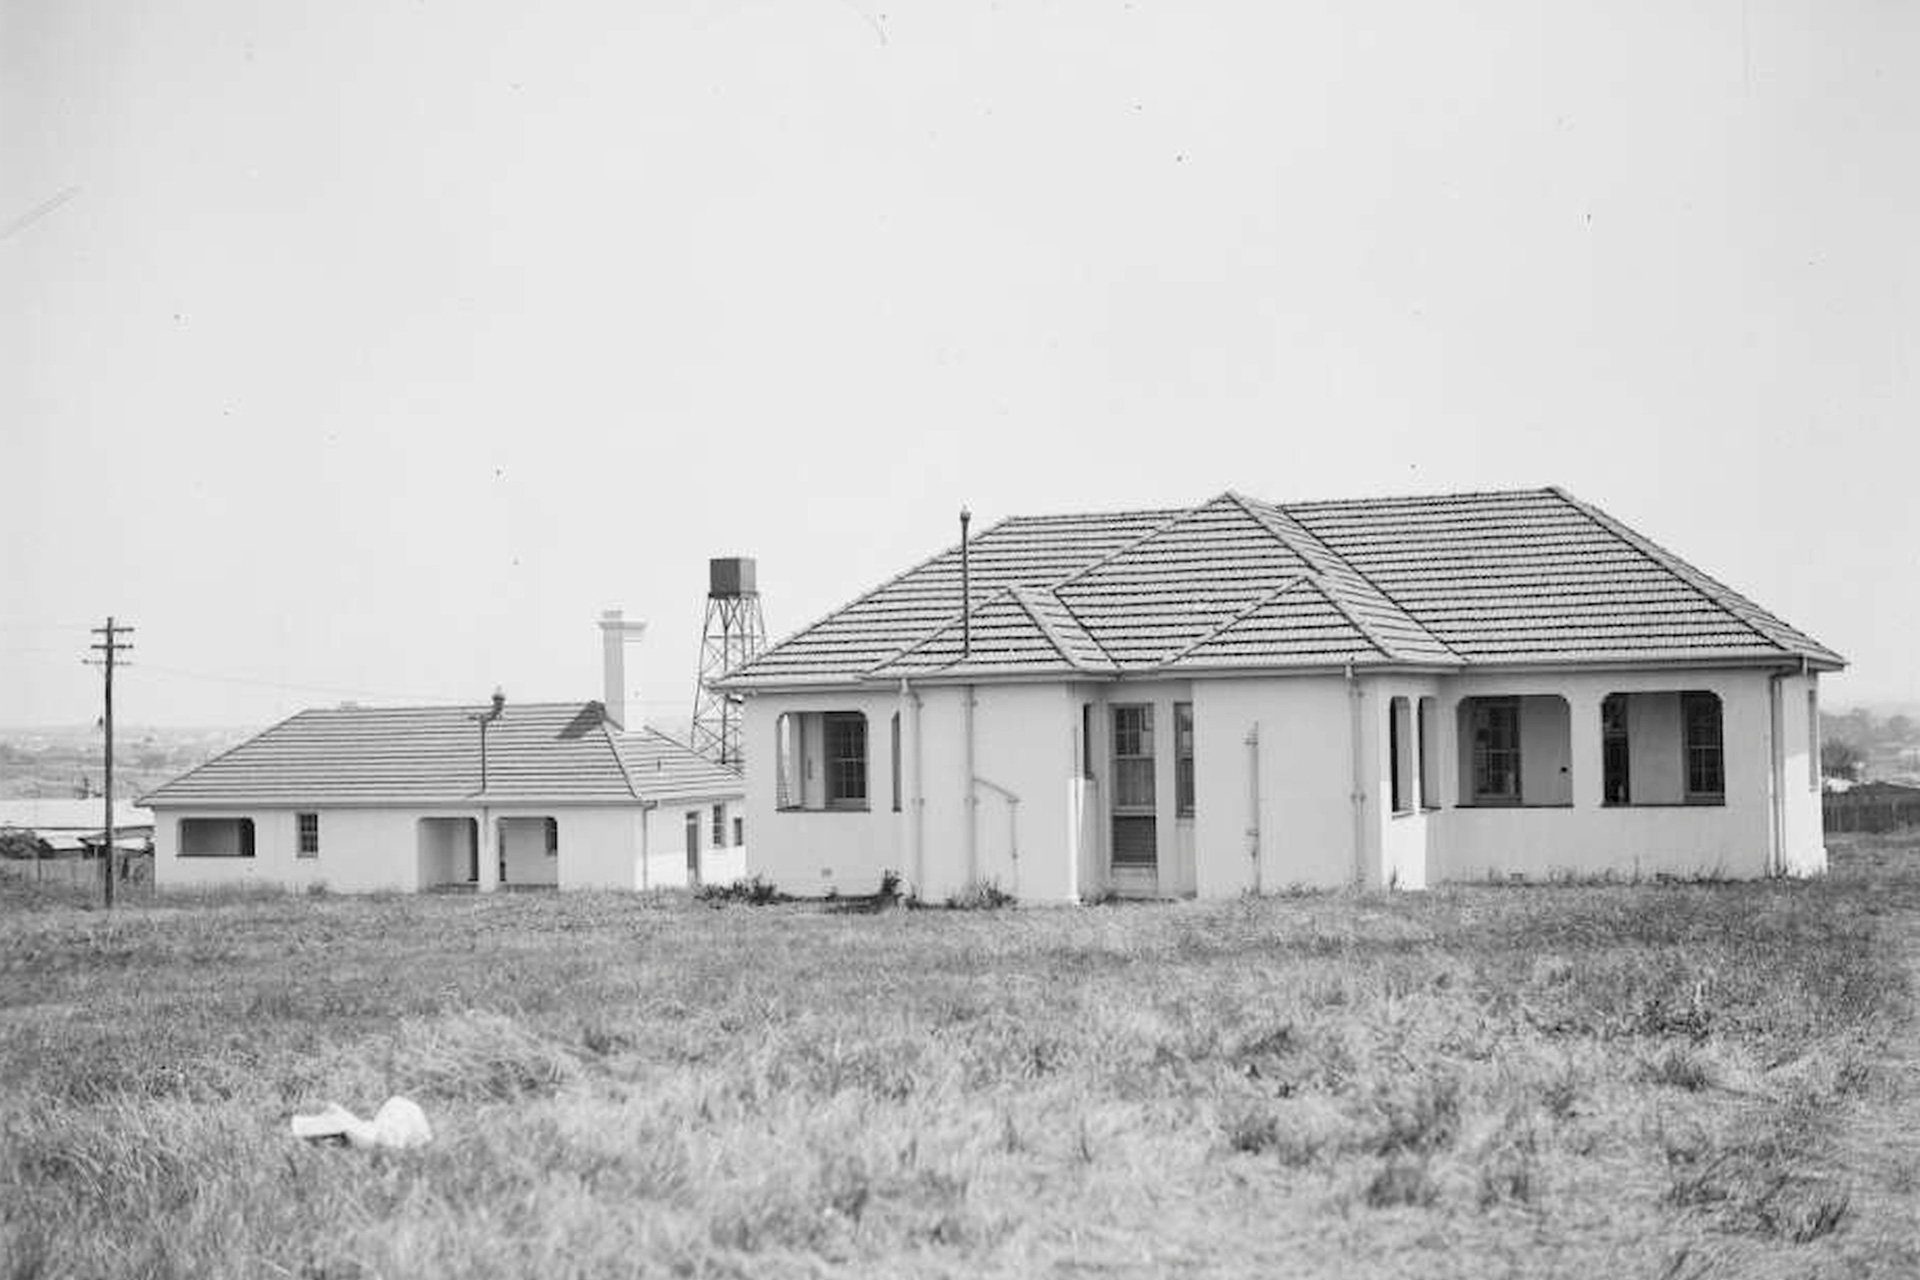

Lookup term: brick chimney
[598,609,648,730]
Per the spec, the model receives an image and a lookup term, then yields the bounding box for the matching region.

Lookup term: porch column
[477,813,500,893]
[1565,691,1604,809]
[1435,696,1461,808]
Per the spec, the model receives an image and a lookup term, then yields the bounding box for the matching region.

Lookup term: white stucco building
[144,702,746,893]
[719,488,1841,902]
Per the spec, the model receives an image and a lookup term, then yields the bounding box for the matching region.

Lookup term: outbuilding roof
[615,728,751,804]
[139,702,742,808]
[723,487,1841,688]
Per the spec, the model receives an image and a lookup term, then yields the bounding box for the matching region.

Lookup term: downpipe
[898,679,926,897]
[964,683,979,884]
[1245,724,1262,894]
[1347,663,1367,888]
[1767,669,1785,878]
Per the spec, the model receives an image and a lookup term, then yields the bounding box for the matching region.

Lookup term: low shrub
[945,878,1015,910]
[695,875,785,906]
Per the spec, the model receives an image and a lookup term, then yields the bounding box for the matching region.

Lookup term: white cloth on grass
[291,1096,432,1149]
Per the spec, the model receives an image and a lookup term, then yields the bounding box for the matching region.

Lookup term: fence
[1823,791,1920,835]
[0,854,153,890]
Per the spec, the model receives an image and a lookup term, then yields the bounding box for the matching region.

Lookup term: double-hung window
[296,812,320,858]
[1683,692,1725,802]
[824,712,868,809]
[775,711,871,812]
[1470,699,1522,805]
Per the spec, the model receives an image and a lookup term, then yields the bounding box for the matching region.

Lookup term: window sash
[1683,693,1724,800]
[1471,701,1522,803]
[1601,694,1630,805]
[824,712,868,807]
[1388,700,1406,814]
[1111,705,1155,813]
[711,804,726,847]
[296,812,319,856]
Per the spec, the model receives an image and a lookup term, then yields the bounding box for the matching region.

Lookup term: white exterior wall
[638,797,747,891]
[500,817,558,887]
[1192,675,1361,895]
[1778,671,1826,876]
[155,804,654,893]
[744,690,905,897]
[546,808,644,891]
[741,664,1827,902]
[159,808,423,892]
[1368,678,1443,891]
[744,684,1088,903]
[1430,668,1792,881]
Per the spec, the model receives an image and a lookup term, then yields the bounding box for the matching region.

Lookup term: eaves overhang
[142,794,652,811]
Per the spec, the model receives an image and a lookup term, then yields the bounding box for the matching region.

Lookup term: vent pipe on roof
[960,508,972,660]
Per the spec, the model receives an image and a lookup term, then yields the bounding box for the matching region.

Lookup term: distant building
[0,799,152,857]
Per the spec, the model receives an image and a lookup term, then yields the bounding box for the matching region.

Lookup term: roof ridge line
[598,717,645,802]
[1293,576,1398,664]
[1146,575,1309,671]
[1281,484,1560,510]
[1545,486,1827,659]
[862,584,1021,677]
[1230,494,1405,658]
[1009,585,1105,674]
[1047,497,1226,591]
[1225,491,1343,577]
[734,512,1021,680]
[1039,587,1125,672]
[1240,493,1465,663]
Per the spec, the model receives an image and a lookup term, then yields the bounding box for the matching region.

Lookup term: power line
[131,662,471,705]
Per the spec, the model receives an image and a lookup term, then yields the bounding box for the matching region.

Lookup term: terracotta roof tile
[142,702,742,807]
[721,487,1842,687]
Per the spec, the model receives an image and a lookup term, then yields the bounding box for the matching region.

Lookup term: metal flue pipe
[960,507,972,660]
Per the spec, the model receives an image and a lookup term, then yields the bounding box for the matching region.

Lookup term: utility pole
[87,617,134,908]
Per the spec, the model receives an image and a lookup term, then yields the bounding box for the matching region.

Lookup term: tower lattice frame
[691,574,766,767]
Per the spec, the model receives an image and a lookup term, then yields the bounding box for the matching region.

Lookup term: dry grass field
[5,836,1920,1279]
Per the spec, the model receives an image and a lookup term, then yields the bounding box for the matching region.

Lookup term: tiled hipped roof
[140,702,742,807]
[724,488,1841,688]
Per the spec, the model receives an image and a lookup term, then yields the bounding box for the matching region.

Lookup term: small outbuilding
[142,702,745,893]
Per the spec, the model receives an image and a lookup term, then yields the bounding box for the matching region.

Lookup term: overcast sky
[3,0,1915,730]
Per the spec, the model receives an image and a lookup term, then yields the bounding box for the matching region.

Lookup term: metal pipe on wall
[1347,663,1367,888]
[964,684,979,884]
[1245,723,1262,894]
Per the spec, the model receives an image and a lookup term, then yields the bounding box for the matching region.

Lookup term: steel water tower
[690,557,766,766]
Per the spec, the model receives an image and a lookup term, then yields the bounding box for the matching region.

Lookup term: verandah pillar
[1565,690,1604,810]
